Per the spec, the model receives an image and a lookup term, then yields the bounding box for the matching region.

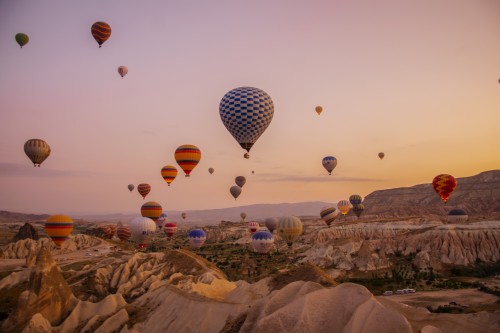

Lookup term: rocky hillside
[363,170,500,219]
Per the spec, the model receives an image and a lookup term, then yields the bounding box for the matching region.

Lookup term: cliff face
[12,223,39,242]
[363,170,500,218]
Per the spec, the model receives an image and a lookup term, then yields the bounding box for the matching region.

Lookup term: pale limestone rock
[21,313,52,333]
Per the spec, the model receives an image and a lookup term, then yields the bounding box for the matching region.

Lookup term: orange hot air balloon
[432,174,457,204]
[45,215,73,247]
[141,201,163,221]
[91,21,111,47]
[175,144,201,177]
[161,165,178,186]
[315,106,323,115]
[137,183,151,199]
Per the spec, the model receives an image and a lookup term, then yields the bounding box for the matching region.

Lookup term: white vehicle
[395,290,404,294]
[382,291,393,296]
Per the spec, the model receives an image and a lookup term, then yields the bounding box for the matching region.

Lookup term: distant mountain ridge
[363,170,500,218]
[0,211,50,223]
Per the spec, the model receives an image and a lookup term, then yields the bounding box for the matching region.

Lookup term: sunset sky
[1,0,499,215]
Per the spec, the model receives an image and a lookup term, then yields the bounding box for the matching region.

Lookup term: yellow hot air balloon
[337,200,352,216]
[45,215,73,247]
[315,106,323,115]
[175,144,201,177]
[161,165,178,186]
[141,201,163,221]
[277,216,303,247]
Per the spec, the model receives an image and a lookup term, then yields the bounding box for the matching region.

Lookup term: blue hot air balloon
[219,87,274,158]
[188,229,207,249]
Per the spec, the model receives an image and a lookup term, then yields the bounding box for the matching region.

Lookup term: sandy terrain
[378,288,499,308]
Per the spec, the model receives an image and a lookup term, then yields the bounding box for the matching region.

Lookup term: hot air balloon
[141,201,162,221]
[315,106,323,115]
[181,212,187,220]
[99,225,111,238]
[156,213,167,230]
[240,212,247,222]
[175,145,201,177]
[244,153,250,159]
[116,224,131,242]
[432,174,457,204]
[230,185,242,199]
[130,217,156,248]
[208,167,214,174]
[188,229,206,249]
[265,217,278,233]
[378,152,385,160]
[337,200,352,216]
[247,221,260,234]
[118,66,128,78]
[277,216,303,247]
[45,215,73,247]
[137,183,151,199]
[91,21,111,47]
[161,165,178,186]
[252,231,274,254]
[349,194,363,206]
[164,222,177,237]
[352,204,364,218]
[252,170,255,174]
[219,87,274,159]
[322,156,337,175]
[447,209,468,223]
[320,206,339,226]
[235,176,246,188]
[24,139,51,167]
[128,184,134,192]
[15,33,29,48]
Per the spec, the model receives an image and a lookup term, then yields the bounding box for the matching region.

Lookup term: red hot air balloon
[137,183,151,199]
[432,174,457,203]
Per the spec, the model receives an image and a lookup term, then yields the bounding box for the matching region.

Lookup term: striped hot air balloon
[91,21,112,47]
[277,216,303,247]
[349,194,363,206]
[352,204,365,218]
[141,201,162,221]
[24,139,51,167]
[45,215,73,247]
[137,183,151,199]
[432,174,457,204]
[161,165,178,186]
[188,229,206,249]
[116,225,131,242]
[107,224,116,238]
[320,206,339,226]
[247,221,260,234]
[175,145,201,177]
[252,231,274,254]
[99,225,111,238]
[164,222,177,238]
[337,200,352,216]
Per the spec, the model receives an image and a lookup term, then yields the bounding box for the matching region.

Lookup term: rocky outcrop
[2,247,77,333]
[363,170,500,219]
[21,313,52,333]
[0,234,103,259]
[12,223,39,242]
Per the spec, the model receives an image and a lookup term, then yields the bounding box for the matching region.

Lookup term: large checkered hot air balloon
[175,145,201,177]
[219,87,274,159]
[24,139,51,167]
[91,21,111,48]
[45,215,73,247]
[432,174,457,204]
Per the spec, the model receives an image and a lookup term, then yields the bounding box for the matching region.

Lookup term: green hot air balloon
[15,33,29,48]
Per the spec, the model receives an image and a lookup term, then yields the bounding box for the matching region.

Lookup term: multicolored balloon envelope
[45,215,73,247]
[320,206,339,226]
[15,33,29,48]
[432,174,457,203]
[164,222,177,237]
[175,145,201,177]
[91,21,111,47]
[247,221,260,234]
[252,231,274,254]
[277,216,303,247]
[161,165,178,186]
[188,229,206,249]
[219,87,274,158]
[322,156,337,175]
[116,225,131,242]
[337,200,352,216]
[24,139,51,167]
[137,183,151,199]
[349,194,362,205]
[107,224,116,238]
[265,217,278,233]
[141,201,162,221]
[447,209,468,223]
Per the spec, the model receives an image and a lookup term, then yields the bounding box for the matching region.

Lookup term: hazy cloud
[0,163,95,178]
[254,173,382,183]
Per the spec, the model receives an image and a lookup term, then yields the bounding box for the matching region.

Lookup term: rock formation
[12,223,39,242]
[2,247,77,333]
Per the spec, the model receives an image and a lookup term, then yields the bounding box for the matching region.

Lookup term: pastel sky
[1,0,499,215]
